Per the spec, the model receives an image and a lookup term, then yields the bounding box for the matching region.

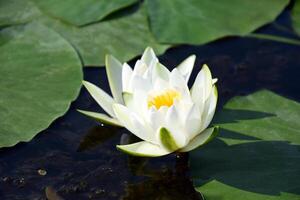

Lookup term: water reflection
[122,150,203,200]
[77,125,120,152]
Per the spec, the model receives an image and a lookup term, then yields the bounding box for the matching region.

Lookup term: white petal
[105,55,123,103]
[201,85,218,131]
[191,64,213,108]
[153,77,169,91]
[179,127,219,152]
[212,78,218,85]
[148,107,166,131]
[177,55,196,83]
[133,60,147,76]
[113,104,155,143]
[129,74,152,93]
[141,47,158,67]
[169,68,190,100]
[163,106,188,148]
[185,104,202,140]
[117,141,171,157]
[77,109,122,127]
[122,92,134,109]
[152,62,170,82]
[82,81,115,117]
[122,63,133,92]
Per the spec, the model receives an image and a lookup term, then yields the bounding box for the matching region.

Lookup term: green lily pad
[0,0,41,26]
[292,0,300,35]
[190,90,300,199]
[0,22,82,148]
[0,0,167,66]
[146,0,289,44]
[37,7,168,66]
[32,0,138,26]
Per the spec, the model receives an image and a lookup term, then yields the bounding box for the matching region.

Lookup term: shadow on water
[191,138,300,196]
[213,108,275,124]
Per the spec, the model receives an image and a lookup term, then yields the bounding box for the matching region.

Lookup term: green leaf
[31,0,137,26]
[0,0,41,27]
[41,7,167,66]
[0,22,82,148]
[216,90,300,144]
[291,0,300,35]
[0,0,167,66]
[190,90,300,199]
[146,0,289,44]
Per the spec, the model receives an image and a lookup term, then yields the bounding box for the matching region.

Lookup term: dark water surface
[0,8,300,200]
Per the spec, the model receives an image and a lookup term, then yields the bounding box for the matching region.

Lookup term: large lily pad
[32,0,137,26]
[0,22,82,148]
[0,0,167,66]
[146,0,289,44]
[0,0,41,27]
[37,8,168,66]
[292,0,300,35]
[190,90,300,199]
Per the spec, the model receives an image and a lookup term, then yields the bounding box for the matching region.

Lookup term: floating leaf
[0,22,82,148]
[190,90,300,199]
[37,7,168,66]
[0,0,167,66]
[0,0,41,27]
[146,0,289,44]
[32,0,138,26]
[292,0,300,35]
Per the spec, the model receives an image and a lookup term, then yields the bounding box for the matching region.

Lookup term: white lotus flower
[79,47,218,157]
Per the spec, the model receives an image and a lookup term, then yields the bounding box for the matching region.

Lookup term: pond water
[0,8,300,200]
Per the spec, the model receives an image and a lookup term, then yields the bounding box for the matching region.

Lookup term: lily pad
[291,0,300,35]
[190,90,300,199]
[0,0,167,66]
[0,0,41,27]
[146,0,289,44]
[38,7,168,66]
[0,22,82,148]
[32,0,138,26]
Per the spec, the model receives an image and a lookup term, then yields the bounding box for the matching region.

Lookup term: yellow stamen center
[148,89,181,109]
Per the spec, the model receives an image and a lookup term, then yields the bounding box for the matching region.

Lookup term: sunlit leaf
[190,90,300,199]
[0,22,82,148]
[146,0,289,44]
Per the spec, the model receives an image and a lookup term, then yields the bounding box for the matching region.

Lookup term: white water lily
[79,47,218,157]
